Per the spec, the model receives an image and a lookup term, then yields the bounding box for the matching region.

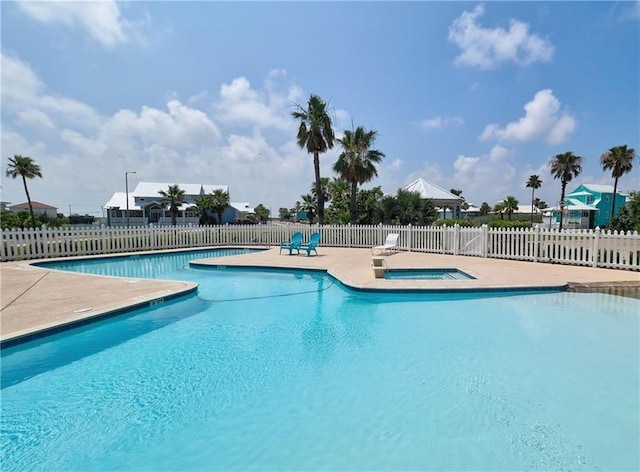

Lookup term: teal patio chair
[299,232,321,256]
[279,231,303,255]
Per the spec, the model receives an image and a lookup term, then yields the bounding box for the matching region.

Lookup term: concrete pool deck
[2,246,639,344]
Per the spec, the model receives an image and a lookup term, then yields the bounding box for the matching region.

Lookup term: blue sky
[2,1,639,217]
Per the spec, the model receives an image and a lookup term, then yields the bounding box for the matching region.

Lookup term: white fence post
[592,226,601,268]
[482,224,488,258]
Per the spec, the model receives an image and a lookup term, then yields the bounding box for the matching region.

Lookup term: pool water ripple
[2,251,639,471]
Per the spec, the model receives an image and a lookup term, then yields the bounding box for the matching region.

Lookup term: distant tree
[383,189,436,225]
[503,196,519,221]
[334,126,385,224]
[278,207,292,221]
[210,189,230,224]
[254,204,270,223]
[291,94,335,225]
[609,191,640,232]
[310,177,331,207]
[449,188,468,214]
[192,195,212,225]
[159,184,187,226]
[479,202,492,216]
[534,198,548,210]
[301,193,317,225]
[526,175,543,224]
[493,201,506,220]
[355,186,384,224]
[600,145,636,220]
[5,155,43,227]
[327,177,350,203]
[549,151,583,230]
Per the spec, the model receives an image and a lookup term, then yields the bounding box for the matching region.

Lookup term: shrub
[488,220,531,228]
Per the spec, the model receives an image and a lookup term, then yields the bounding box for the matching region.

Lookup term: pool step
[372,256,386,278]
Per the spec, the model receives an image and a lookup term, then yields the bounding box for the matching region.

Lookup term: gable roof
[402,178,464,203]
[132,182,228,197]
[569,184,617,195]
[104,192,139,210]
[8,201,57,210]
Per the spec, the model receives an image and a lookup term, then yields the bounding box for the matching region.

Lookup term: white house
[104,182,253,226]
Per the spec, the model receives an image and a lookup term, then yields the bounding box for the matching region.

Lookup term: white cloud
[451,145,518,204]
[1,53,103,130]
[479,89,576,144]
[16,0,146,48]
[0,58,332,214]
[448,4,554,69]
[216,75,298,132]
[420,116,465,129]
[16,110,55,130]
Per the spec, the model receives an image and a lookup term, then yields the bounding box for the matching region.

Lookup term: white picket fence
[1,224,639,271]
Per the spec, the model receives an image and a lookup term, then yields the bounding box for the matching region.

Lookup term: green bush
[488,220,532,228]
[432,219,474,227]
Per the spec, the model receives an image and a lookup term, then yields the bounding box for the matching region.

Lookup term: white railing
[1,224,638,271]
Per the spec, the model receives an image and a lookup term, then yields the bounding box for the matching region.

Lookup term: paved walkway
[2,247,639,343]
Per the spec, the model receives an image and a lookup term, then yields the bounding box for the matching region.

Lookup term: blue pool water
[2,251,639,471]
[385,268,475,280]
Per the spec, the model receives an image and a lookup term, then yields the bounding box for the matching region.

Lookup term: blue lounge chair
[280,231,303,255]
[299,232,321,256]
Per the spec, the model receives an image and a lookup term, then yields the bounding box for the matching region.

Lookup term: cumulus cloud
[448,4,554,69]
[420,116,465,130]
[1,58,327,215]
[451,145,518,204]
[15,0,146,48]
[216,76,300,132]
[479,89,576,144]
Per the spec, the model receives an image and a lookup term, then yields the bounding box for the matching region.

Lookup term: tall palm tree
[158,184,186,226]
[291,94,335,225]
[526,175,542,224]
[549,151,583,231]
[600,145,636,221]
[503,196,519,221]
[334,126,385,224]
[210,189,230,224]
[5,155,42,227]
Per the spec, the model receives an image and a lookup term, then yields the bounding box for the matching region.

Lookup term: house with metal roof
[545,183,627,229]
[104,182,253,226]
[402,178,464,219]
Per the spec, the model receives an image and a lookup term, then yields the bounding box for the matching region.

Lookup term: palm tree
[158,184,186,226]
[600,145,636,221]
[5,155,42,227]
[291,94,335,225]
[503,196,519,221]
[327,177,350,203]
[334,126,385,224]
[493,201,506,220]
[254,204,270,223]
[310,177,331,208]
[301,193,317,225]
[526,175,542,224]
[549,151,583,231]
[192,195,212,225]
[210,189,230,224]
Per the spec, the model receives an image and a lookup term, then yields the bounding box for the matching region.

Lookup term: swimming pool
[2,251,638,471]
